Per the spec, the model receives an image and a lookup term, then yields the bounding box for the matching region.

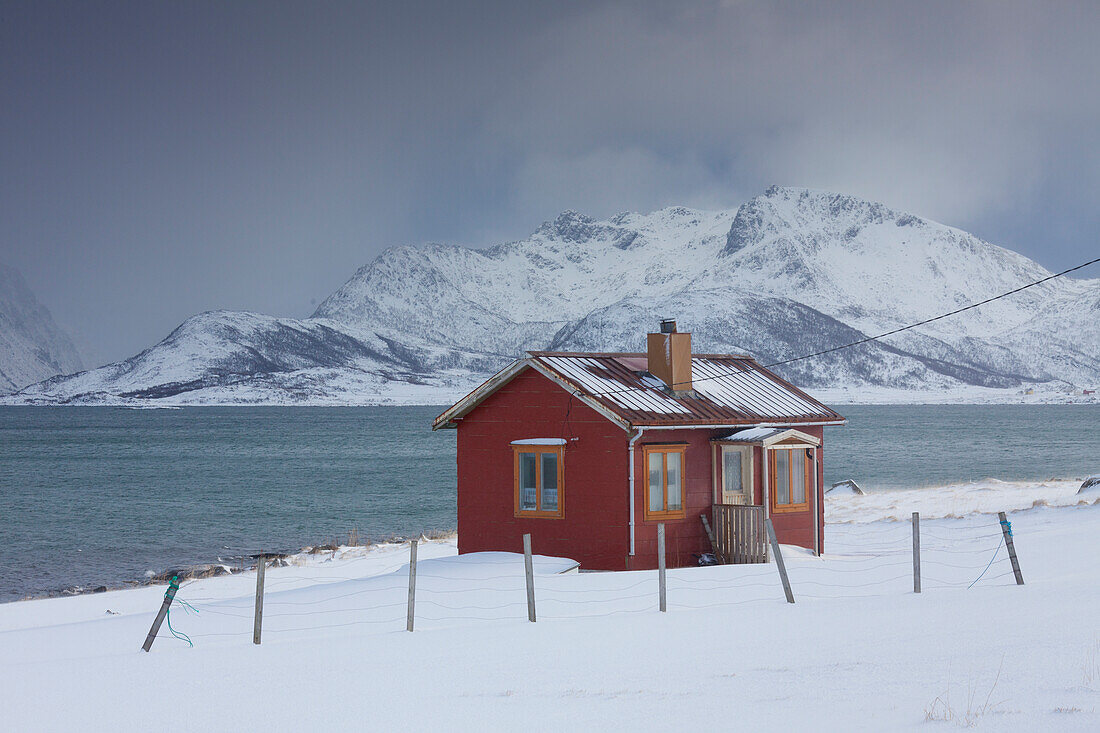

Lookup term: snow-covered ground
[2,483,1098,731]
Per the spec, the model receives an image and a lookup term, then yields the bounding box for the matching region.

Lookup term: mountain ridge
[6,187,1098,405]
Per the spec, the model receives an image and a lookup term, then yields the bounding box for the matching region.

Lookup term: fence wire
[159,515,1022,648]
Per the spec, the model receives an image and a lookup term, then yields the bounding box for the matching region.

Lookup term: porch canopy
[713,426,821,447]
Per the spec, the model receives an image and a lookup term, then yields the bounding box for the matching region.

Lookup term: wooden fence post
[523,533,536,622]
[141,574,180,652]
[253,554,267,645]
[912,512,921,594]
[406,539,418,632]
[764,519,794,604]
[657,523,667,612]
[998,511,1024,585]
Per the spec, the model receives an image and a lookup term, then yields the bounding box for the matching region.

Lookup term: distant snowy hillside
[7,187,1099,405]
[0,263,82,393]
[10,310,494,405]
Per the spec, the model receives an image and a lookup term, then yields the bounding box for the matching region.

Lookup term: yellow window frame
[512,445,565,519]
[769,447,812,514]
[642,444,687,521]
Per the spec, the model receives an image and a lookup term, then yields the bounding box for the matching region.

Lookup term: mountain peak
[725,187,904,255]
[8,189,1095,406]
[532,209,645,250]
[535,210,599,242]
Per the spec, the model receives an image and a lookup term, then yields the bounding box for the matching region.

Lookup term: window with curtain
[720,445,753,505]
[513,445,564,518]
[643,444,686,520]
[769,447,813,512]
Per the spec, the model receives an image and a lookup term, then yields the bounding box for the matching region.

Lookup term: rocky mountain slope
[0,262,83,393]
[7,187,1098,405]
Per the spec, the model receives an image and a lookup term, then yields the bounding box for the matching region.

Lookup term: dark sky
[3,1,1099,367]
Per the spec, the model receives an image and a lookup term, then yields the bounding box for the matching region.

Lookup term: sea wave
[825,477,1099,523]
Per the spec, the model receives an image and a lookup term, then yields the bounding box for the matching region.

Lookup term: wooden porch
[706,504,768,564]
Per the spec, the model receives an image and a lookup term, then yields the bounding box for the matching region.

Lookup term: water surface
[1,404,1095,602]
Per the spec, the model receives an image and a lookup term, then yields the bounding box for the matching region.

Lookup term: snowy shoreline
[2,480,1098,731]
[10,477,1096,605]
[10,530,459,604]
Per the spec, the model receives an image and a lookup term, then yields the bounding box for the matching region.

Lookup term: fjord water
[1,404,1097,602]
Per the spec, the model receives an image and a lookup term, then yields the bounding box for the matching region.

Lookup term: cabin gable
[455,366,631,569]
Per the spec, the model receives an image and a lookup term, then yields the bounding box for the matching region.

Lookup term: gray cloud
[3,1,1099,366]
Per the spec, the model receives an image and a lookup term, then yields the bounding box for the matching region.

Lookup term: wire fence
[794,516,1015,599]
[147,513,1024,650]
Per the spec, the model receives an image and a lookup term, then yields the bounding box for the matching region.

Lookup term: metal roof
[433,351,844,430]
[531,353,842,427]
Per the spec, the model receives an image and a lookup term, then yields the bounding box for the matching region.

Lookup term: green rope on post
[162,574,192,647]
[165,607,193,647]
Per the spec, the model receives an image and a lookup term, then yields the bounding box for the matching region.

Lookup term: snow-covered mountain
[7,187,1099,405]
[0,263,83,393]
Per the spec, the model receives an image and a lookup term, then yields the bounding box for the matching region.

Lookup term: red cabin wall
[455,368,630,570]
[453,366,829,569]
[629,428,720,570]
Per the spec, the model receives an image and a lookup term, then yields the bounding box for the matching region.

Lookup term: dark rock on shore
[827,479,866,495]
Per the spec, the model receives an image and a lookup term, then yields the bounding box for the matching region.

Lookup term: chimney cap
[659,319,677,334]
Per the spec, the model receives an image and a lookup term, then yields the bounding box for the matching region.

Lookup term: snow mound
[391,551,579,578]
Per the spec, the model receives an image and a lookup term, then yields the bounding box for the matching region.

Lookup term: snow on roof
[433,352,844,430]
[716,427,788,442]
[535,355,692,416]
[531,352,843,427]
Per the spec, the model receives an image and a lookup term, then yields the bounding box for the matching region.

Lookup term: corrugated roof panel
[530,351,843,427]
[691,360,769,416]
[541,356,691,415]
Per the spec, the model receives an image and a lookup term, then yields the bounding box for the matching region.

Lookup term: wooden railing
[711,504,767,564]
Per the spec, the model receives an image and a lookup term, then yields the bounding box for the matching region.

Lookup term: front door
[720,445,752,505]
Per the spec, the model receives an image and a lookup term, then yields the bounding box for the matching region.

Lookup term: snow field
[1,485,1098,731]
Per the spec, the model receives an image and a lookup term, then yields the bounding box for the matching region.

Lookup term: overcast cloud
[3,1,1099,366]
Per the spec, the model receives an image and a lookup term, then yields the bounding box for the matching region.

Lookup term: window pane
[540,452,558,511]
[723,450,742,494]
[792,449,806,504]
[667,451,682,510]
[775,451,790,505]
[648,453,663,512]
[519,453,537,510]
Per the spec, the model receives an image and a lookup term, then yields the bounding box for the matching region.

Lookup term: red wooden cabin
[433,321,845,570]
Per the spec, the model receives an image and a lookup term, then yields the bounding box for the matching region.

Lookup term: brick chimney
[647,319,693,394]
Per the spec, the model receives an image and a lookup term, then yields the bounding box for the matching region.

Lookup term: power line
[759,255,1100,373]
[580,255,1100,397]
